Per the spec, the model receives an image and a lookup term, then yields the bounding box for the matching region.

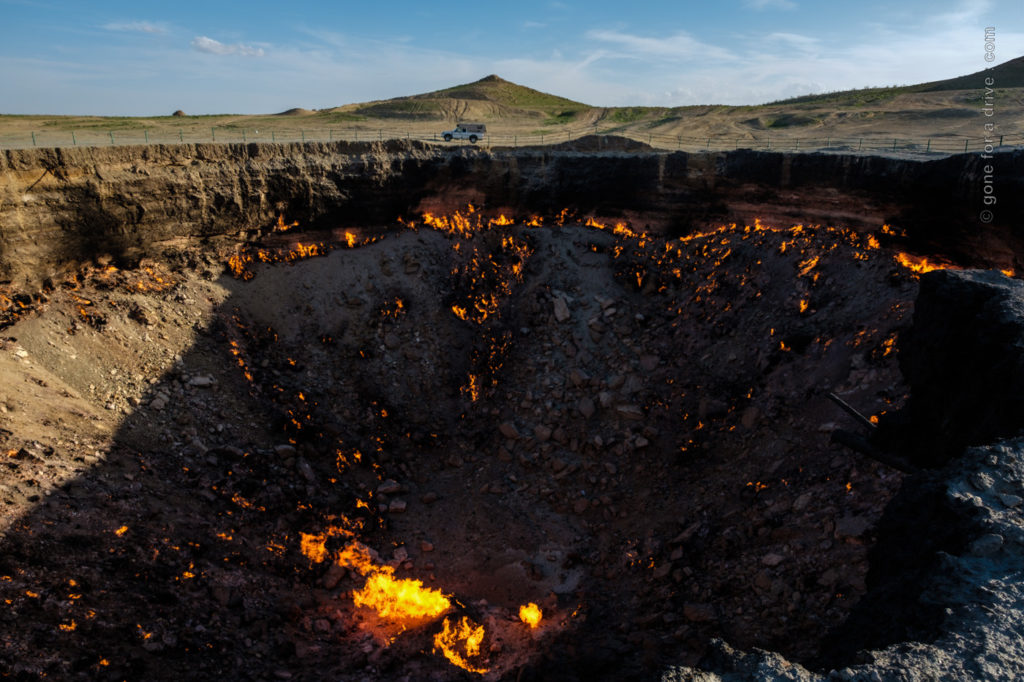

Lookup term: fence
[1,124,1020,156]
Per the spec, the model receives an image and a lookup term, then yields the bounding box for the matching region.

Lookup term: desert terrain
[1,57,1023,152]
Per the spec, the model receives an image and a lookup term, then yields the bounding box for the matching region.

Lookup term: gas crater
[0,141,1022,681]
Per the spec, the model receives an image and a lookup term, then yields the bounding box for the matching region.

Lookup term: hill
[329,75,590,125]
[767,55,1024,107]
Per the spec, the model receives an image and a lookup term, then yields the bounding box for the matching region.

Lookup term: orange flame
[301,534,451,629]
[434,616,489,674]
[895,252,959,275]
[519,602,543,628]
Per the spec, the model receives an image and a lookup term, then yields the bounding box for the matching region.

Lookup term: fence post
[242,129,246,143]
[179,129,183,143]
[964,139,969,153]
[211,127,215,142]
[109,131,115,145]
[144,130,149,144]
[72,131,76,146]
[31,131,36,146]
[795,139,799,151]
[767,136,771,150]
[858,138,862,152]
[541,133,544,145]
[999,134,1004,146]
[706,137,711,151]
[301,130,305,143]
[514,135,517,147]
[926,139,931,152]
[892,138,897,152]
[379,129,382,141]
[826,136,830,149]
[329,129,333,141]
[271,131,275,143]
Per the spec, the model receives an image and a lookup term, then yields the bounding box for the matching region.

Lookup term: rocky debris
[553,295,571,322]
[0,208,929,680]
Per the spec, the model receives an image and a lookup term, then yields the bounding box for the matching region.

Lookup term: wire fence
[1,125,1020,156]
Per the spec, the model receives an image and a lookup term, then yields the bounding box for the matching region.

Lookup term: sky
[1,0,1022,116]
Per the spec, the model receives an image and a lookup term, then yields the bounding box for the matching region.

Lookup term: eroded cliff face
[1,140,1020,288]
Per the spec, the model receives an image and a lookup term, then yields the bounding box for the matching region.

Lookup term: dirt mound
[277,108,315,116]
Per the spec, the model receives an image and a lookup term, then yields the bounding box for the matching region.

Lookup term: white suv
[442,123,486,143]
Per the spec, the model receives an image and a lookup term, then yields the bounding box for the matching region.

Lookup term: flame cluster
[434,616,489,674]
[301,532,451,628]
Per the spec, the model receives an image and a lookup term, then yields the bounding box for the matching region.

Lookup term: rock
[683,603,715,623]
[741,407,760,429]
[970,533,1003,556]
[274,444,297,457]
[323,563,347,590]
[150,396,167,411]
[835,515,872,538]
[573,498,590,514]
[421,492,439,504]
[895,270,1024,466]
[534,425,552,442]
[388,499,407,513]
[761,553,785,567]
[634,436,650,449]
[999,493,1022,508]
[553,296,571,322]
[639,355,659,372]
[377,479,403,495]
[420,541,434,552]
[792,492,813,512]
[189,375,214,388]
[970,472,994,492]
[579,397,596,418]
[499,422,521,440]
[296,458,316,482]
[653,563,673,579]
[598,392,614,408]
[569,369,588,387]
[615,404,644,420]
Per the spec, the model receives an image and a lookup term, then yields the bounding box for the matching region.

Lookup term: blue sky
[1,0,1022,115]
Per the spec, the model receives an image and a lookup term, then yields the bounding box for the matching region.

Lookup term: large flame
[433,616,489,675]
[519,602,543,628]
[354,572,451,622]
[301,534,451,628]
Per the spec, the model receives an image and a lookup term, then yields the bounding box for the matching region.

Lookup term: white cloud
[585,29,737,63]
[103,20,168,35]
[745,0,797,9]
[191,36,265,57]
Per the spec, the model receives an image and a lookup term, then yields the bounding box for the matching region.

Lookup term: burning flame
[434,616,489,675]
[301,534,451,629]
[272,215,299,233]
[895,252,958,275]
[519,602,543,628]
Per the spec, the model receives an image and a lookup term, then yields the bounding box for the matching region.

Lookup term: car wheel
[443,134,452,142]
[469,135,478,143]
